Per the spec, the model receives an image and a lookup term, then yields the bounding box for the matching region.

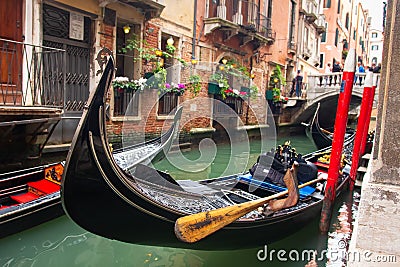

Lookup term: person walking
[355,62,365,85]
[324,63,332,86]
[332,59,342,85]
[373,63,381,73]
[295,70,303,98]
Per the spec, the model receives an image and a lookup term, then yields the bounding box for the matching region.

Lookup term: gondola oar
[320,127,333,135]
[174,165,324,243]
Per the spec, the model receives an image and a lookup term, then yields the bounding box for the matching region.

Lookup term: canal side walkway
[348,165,400,266]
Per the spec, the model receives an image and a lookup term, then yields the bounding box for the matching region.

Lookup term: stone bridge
[280,73,379,128]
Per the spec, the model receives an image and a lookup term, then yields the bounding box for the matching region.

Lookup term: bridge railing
[307,73,380,107]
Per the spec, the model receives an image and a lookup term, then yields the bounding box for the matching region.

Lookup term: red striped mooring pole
[360,74,378,156]
[349,72,374,190]
[319,48,356,233]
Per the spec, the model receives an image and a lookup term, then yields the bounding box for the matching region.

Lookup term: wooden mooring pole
[349,72,374,191]
[319,49,356,233]
[359,74,378,156]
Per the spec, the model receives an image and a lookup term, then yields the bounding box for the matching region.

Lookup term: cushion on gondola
[10,192,39,203]
[27,179,60,194]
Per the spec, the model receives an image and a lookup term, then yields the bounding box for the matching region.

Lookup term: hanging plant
[249,84,259,99]
[188,74,202,96]
[121,34,187,87]
[269,65,286,89]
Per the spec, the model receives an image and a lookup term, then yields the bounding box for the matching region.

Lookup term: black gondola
[303,103,356,150]
[61,59,352,250]
[0,106,182,239]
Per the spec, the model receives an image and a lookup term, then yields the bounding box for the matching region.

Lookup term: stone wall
[348,0,400,265]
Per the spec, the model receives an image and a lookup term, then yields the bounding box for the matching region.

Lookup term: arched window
[345,13,350,29]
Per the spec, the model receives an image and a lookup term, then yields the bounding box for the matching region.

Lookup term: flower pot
[266,90,273,100]
[208,83,220,94]
[240,86,250,93]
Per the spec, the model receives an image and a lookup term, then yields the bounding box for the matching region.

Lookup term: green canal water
[0,133,360,267]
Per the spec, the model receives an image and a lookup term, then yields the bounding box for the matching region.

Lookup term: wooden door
[0,0,22,41]
[0,0,23,104]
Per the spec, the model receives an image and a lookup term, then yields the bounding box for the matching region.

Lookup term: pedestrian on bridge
[295,70,303,98]
[324,63,332,86]
[332,59,342,85]
[355,62,365,85]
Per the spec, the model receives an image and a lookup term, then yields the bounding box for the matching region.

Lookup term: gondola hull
[0,193,63,238]
[65,180,324,249]
[304,103,355,150]
[62,59,351,250]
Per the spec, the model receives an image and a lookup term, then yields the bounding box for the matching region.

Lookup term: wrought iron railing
[0,38,65,107]
[206,0,274,40]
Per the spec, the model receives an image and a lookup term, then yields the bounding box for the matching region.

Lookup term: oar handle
[320,127,333,135]
[174,176,324,243]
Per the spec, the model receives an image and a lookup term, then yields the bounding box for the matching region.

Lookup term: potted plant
[112,77,147,93]
[223,88,247,98]
[160,82,186,96]
[208,72,229,95]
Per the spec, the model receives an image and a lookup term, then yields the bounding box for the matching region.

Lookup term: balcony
[302,47,312,60]
[314,14,327,34]
[0,38,65,107]
[204,0,275,45]
[99,0,165,19]
[0,38,64,165]
[300,0,318,24]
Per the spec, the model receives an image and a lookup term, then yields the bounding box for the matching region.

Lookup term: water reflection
[325,190,360,267]
[0,136,361,267]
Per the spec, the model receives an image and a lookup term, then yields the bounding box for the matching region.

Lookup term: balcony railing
[0,38,65,107]
[206,0,274,41]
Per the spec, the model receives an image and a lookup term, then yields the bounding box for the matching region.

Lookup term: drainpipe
[192,0,197,59]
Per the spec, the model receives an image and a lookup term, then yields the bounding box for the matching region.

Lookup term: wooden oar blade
[174,198,267,243]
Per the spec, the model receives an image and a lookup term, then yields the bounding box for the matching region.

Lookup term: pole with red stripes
[349,72,373,190]
[320,49,356,233]
[360,74,378,156]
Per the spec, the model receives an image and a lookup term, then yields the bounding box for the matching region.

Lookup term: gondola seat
[10,192,39,203]
[27,179,60,194]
